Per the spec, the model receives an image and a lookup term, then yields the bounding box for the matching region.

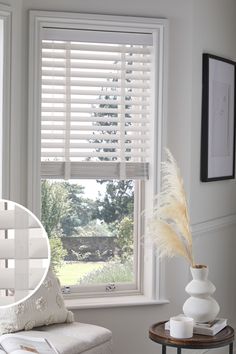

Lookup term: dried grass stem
[148,149,195,267]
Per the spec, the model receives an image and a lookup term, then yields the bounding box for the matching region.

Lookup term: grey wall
[190,0,236,223]
[4,0,236,353]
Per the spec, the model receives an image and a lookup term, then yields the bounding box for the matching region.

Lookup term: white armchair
[0,270,112,354]
[19,322,112,354]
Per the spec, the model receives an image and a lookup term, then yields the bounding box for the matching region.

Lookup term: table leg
[229,342,233,354]
[177,349,181,354]
[162,345,166,354]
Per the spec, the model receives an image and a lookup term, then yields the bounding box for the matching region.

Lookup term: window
[29,12,168,304]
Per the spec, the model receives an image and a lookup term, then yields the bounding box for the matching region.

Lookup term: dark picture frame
[201,53,236,182]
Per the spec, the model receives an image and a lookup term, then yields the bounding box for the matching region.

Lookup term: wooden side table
[149,321,234,354]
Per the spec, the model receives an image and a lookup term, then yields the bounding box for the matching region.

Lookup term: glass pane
[41,179,135,286]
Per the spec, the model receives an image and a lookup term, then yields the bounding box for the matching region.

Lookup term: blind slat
[0,268,47,290]
[41,161,149,180]
[41,124,149,132]
[42,51,151,62]
[42,151,148,158]
[42,143,149,150]
[42,60,151,72]
[29,239,51,258]
[42,116,150,123]
[41,132,148,140]
[42,42,151,54]
[0,239,14,258]
[42,98,150,106]
[41,79,150,89]
[42,70,150,81]
[42,88,150,97]
[0,269,14,288]
[0,210,40,230]
[41,108,150,115]
[0,238,48,259]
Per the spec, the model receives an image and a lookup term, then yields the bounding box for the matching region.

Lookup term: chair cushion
[0,270,74,335]
[20,322,112,354]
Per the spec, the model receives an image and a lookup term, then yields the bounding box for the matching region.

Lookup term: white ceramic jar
[183,265,220,323]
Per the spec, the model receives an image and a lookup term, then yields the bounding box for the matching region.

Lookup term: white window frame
[28,11,168,308]
[0,4,11,199]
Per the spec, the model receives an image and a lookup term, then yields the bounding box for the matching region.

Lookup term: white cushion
[0,269,74,335]
[18,322,112,354]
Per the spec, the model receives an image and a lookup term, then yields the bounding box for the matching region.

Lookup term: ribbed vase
[183,265,220,323]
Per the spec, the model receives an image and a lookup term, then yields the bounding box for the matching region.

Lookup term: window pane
[41,179,135,286]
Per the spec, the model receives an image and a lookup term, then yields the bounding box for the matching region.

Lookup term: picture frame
[201,53,236,182]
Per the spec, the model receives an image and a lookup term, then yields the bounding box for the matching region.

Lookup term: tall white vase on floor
[183,265,220,323]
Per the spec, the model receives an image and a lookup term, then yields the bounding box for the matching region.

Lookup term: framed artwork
[201,53,236,182]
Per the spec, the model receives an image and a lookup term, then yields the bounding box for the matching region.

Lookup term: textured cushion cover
[0,269,74,335]
[18,322,112,354]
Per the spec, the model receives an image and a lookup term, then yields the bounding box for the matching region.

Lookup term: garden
[41,179,135,286]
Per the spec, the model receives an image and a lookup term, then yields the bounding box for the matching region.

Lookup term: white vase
[183,265,220,323]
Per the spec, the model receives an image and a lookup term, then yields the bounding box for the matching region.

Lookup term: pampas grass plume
[149,149,194,266]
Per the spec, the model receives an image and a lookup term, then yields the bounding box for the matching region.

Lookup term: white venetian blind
[0,202,49,306]
[41,28,152,180]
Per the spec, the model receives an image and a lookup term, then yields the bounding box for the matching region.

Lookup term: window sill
[65,295,169,310]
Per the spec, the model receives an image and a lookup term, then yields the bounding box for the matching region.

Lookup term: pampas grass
[148,149,194,266]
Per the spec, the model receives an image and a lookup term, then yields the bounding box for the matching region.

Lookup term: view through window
[41,179,135,286]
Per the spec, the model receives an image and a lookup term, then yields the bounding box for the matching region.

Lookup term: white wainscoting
[192,214,236,237]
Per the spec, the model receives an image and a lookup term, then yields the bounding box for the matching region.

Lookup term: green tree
[116,217,133,263]
[41,180,71,237]
[49,233,68,272]
[60,182,98,236]
[41,180,70,273]
[96,180,134,224]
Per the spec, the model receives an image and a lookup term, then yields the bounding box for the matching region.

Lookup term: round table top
[149,321,235,349]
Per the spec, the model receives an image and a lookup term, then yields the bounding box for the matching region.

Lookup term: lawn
[57,261,105,285]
